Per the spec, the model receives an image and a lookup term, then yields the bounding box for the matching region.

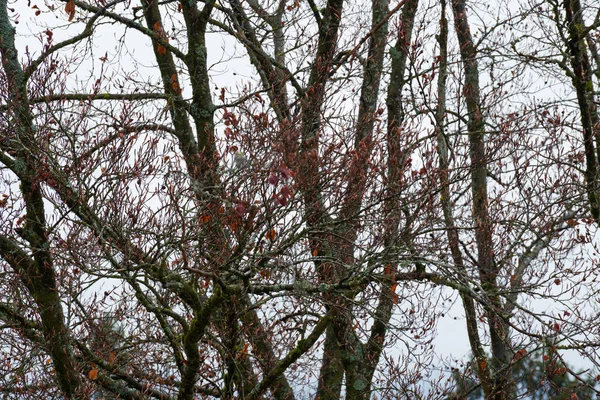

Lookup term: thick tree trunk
[450,0,513,397]
[0,2,82,396]
[564,0,600,224]
[434,0,492,395]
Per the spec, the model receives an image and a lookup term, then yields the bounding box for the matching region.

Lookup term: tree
[450,350,598,400]
[0,0,599,399]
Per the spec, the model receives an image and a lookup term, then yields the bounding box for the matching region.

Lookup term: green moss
[353,378,367,391]
[586,79,594,93]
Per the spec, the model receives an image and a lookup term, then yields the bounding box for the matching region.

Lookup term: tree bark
[0,1,82,396]
[450,0,513,397]
[435,0,492,396]
[564,0,600,224]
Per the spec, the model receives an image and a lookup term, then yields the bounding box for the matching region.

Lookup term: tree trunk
[450,0,513,397]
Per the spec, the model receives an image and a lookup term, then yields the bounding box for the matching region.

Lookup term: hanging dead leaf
[265,229,277,241]
[259,269,271,279]
[236,343,250,360]
[384,264,391,275]
[479,359,488,371]
[157,44,167,56]
[88,369,99,380]
[64,0,75,21]
[513,349,527,362]
[553,367,567,376]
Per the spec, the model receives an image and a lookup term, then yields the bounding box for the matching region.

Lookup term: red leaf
[279,166,293,179]
[276,195,287,206]
[235,203,246,216]
[280,185,291,198]
[268,174,279,185]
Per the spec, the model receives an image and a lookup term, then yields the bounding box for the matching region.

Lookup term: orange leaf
[259,269,271,279]
[157,44,167,56]
[312,248,318,257]
[153,21,162,32]
[88,369,99,380]
[554,367,567,376]
[265,229,277,241]
[229,220,240,232]
[513,349,527,362]
[391,282,398,304]
[384,264,391,275]
[236,343,250,360]
[479,359,488,371]
[199,214,211,223]
[65,0,75,21]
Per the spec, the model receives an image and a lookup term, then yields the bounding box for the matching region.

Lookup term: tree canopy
[1,0,600,398]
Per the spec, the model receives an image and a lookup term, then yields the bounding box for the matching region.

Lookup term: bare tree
[1,0,599,399]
